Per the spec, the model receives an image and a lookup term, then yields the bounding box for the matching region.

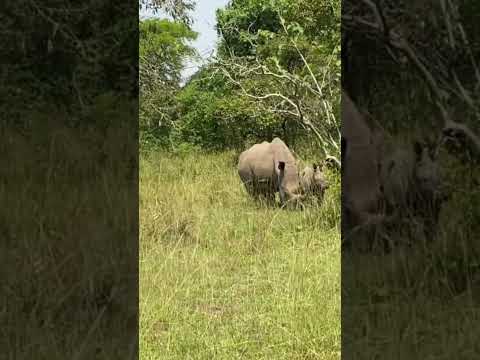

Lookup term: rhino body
[300,164,329,202]
[379,141,447,242]
[238,137,304,206]
[341,89,384,242]
[380,145,415,211]
[342,89,449,250]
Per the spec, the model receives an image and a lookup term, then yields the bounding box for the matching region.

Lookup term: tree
[215,0,341,158]
[342,0,480,149]
[140,0,341,155]
[1,1,137,123]
[139,19,197,146]
[139,0,195,24]
[172,64,285,150]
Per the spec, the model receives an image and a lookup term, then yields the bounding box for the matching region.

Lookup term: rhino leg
[241,179,256,198]
[277,161,286,205]
[261,191,276,206]
[247,177,276,206]
[278,188,286,205]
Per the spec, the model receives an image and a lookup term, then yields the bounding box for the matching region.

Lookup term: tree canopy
[140,0,341,158]
[140,0,196,24]
[2,1,137,125]
[139,18,197,147]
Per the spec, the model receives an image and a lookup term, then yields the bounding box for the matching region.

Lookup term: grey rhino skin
[300,163,329,202]
[341,89,384,242]
[379,140,447,242]
[380,143,425,210]
[342,89,449,250]
[238,137,304,207]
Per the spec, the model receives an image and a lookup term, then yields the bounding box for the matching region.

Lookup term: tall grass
[342,147,480,359]
[140,150,341,359]
[1,116,138,359]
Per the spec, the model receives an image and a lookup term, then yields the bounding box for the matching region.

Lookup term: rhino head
[414,141,438,193]
[300,163,329,201]
[277,161,306,209]
[412,139,451,206]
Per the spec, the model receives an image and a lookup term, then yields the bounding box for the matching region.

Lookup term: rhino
[341,89,451,251]
[300,163,329,202]
[237,137,305,207]
[379,139,449,242]
[341,89,384,244]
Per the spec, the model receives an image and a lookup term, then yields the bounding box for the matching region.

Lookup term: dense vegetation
[2,1,137,124]
[2,1,138,358]
[342,1,480,357]
[141,0,479,357]
[140,0,341,159]
[140,151,340,359]
[139,1,341,358]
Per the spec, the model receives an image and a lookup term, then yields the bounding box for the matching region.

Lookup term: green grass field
[342,152,480,359]
[140,151,341,359]
[2,125,138,359]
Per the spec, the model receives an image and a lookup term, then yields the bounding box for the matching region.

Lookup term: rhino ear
[278,161,285,171]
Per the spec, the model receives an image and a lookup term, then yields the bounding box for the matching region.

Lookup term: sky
[140,0,231,81]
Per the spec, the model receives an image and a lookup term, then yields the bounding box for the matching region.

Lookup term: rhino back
[270,138,297,169]
[342,90,373,146]
[343,143,381,213]
[238,142,275,180]
[342,90,382,213]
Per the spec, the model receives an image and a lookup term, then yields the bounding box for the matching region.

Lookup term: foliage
[171,65,290,150]
[341,2,480,356]
[139,19,197,148]
[140,151,340,359]
[139,0,195,24]
[1,1,137,123]
[342,0,480,133]
[139,0,341,156]
[216,0,340,58]
[1,2,139,357]
[214,0,341,157]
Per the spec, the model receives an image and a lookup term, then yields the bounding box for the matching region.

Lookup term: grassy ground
[342,151,480,359]
[1,123,137,359]
[140,150,341,360]
[343,240,480,359]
